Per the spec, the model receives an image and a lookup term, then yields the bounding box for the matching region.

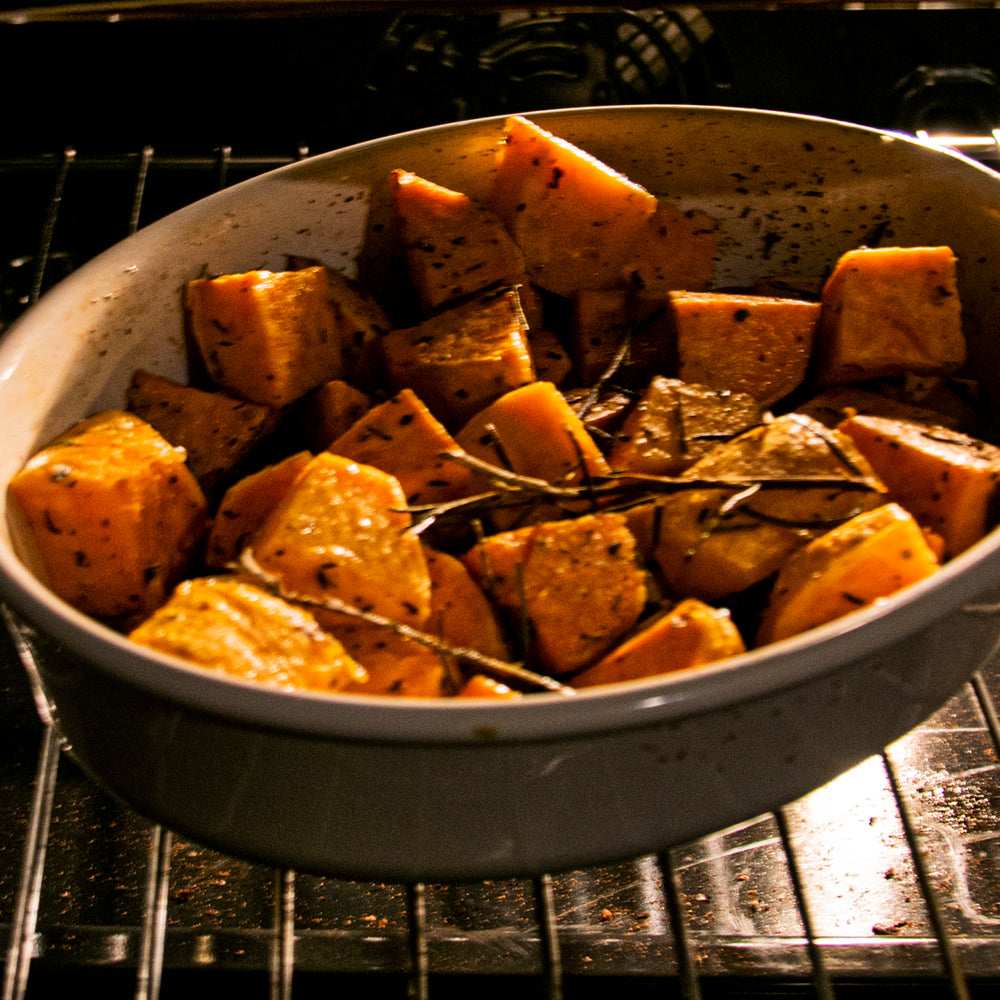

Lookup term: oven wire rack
[3,139,1000,999]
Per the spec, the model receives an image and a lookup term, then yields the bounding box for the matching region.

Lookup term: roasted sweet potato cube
[456,675,523,699]
[247,451,432,626]
[814,245,965,386]
[328,388,478,506]
[126,369,280,498]
[609,376,765,476]
[488,115,658,297]
[795,386,964,430]
[570,288,631,385]
[7,410,207,622]
[572,598,745,688]
[757,503,941,644]
[671,292,820,407]
[289,379,372,453]
[462,513,647,674]
[390,169,543,329]
[626,413,885,600]
[528,326,574,387]
[184,265,390,407]
[454,381,610,509]
[570,288,675,386]
[129,575,368,692]
[205,451,312,569]
[619,200,719,294]
[380,287,535,428]
[423,547,511,663]
[324,619,450,697]
[322,546,510,697]
[837,412,1000,557]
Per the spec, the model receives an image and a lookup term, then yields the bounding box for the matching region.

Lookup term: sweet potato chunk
[609,376,765,476]
[380,286,535,428]
[570,288,674,385]
[184,265,390,407]
[246,451,432,626]
[489,115,658,296]
[795,386,964,430]
[619,200,719,294]
[329,388,477,506]
[205,451,312,569]
[323,547,509,697]
[813,246,965,386]
[671,292,820,407]
[462,512,646,674]
[757,503,941,644]
[326,620,450,698]
[456,675,523,699]
[7,410,207,622]
[288,379,371,453]
[527,326,574,387]
[129,575,367,692]
[423,547,512,663]
[454,381,610,523]
[390,169,543,329]
[126,369,280,498]
[572,598,745,688]
[837,413,1000,557]
[626,413,885,600]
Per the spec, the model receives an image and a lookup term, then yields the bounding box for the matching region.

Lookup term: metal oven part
[4,6,1000,997]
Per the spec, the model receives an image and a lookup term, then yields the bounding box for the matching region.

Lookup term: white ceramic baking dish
[2,106,1000,881]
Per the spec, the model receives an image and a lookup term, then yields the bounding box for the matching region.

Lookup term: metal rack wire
[3,134,1000,999]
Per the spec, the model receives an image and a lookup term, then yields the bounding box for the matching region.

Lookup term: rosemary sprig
[401,450,883,534]
[235,549,574,696]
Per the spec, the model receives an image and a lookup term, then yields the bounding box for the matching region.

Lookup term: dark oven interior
[3,3,1000,998]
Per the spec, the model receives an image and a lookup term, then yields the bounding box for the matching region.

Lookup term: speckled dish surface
[3,106,1000,881]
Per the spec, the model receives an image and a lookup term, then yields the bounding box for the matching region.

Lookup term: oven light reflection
[783,754,927,938]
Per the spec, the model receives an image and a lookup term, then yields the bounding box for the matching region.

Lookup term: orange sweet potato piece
[619,200,719,294]
[7,410,207,623]
[488,115,658,297]
[837,412,1000,557]
[572,598,745,688]
[326,619,450,698]
[423,547,511,663]
[671,292,820,407]
[608,376,765,476]
[570,288,674,385]
[324,547,510,697]
[527,326,574,387]
[456,674,523,699]
[247,451,431,626]
[129,575,367,692]
[380,286,535,428]
[184,265,390,407]
[462,512,646,675]
[205,451,312,569]
[626,413,885,601]
[813,245,965,387]
[126,369,280,499]
[328,388,477,507]
[288,379,372,453]
[455,381,610,487]
[795,386,965,430]
[757,503,941,645]
[390,168,543,329]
